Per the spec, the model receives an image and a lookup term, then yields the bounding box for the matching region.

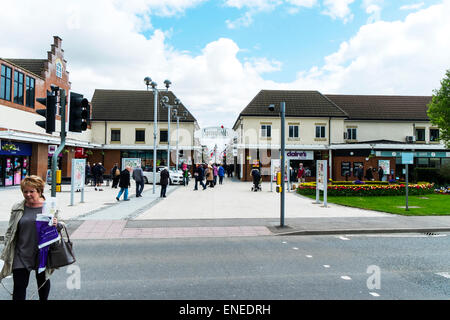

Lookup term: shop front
[0,141,32,187]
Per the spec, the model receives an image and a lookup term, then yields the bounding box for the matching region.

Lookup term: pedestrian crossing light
[35,90,57,133]
[69,92,90,132]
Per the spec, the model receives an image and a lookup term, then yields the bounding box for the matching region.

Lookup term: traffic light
[36,90,57,134]
[69,92,90,132]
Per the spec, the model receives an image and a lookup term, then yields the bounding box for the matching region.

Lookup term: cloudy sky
[1,0,449,129]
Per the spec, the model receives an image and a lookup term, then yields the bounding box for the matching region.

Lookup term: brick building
[0,36,94,186]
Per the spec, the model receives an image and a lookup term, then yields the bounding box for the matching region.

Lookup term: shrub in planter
[297,183,434,197]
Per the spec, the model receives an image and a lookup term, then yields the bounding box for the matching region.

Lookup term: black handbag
[47,225,76,269]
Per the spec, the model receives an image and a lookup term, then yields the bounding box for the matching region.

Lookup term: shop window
[111,129,121,142]
[135,129,145,143]
[13,70,24,105]
[430,129,440,142]
[26,76,35,108]
[261,124,271,138]
[429,158,441,169]
[416,157,429,167]
[1,64,12,101]
[415,128,425,141]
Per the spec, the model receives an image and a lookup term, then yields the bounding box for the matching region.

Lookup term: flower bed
[297,182,434,196]
[435,186,450,194]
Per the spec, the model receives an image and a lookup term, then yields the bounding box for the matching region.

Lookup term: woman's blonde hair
[21,175,46,199]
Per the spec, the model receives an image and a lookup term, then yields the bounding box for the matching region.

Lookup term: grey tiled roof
[325,94,432,121]
[241,90,348,117]
[91,89,197,123]
[4,59,47,78]
[233,90,348,129]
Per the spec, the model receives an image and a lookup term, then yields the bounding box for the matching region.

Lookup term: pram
[251,176,262,192]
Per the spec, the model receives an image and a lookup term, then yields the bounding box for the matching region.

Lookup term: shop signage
[286,151,313,160]
[122,158,141,170]
[379,151,449,158]
[0,141,32,156]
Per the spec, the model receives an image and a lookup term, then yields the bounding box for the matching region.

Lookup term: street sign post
[401,152,414,211]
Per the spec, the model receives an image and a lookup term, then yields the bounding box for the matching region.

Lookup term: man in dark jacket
[160,167,170,198]
[378,166,384,181]
[132,166,145,197]
[194,164,206,191]
[116,166,131,201]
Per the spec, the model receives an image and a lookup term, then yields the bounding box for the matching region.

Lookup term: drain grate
[424,232,438,236]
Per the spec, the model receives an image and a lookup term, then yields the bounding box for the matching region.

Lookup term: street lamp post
[163,80,172,170]
[269,102,286,228]
[144,76,158,194]
[173,108,187,171]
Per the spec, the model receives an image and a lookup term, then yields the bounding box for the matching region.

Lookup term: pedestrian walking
[194,164,206,190]
[93,163,105,191]
[160,167,170,198]
[213,164,218,186]
[0,175,62,300]
[378,166,384,181]
[365,166,374,181]
[218,164,225,184]
[111,163,120,188]
[116,166,132,201]
[206,164,214,188]
[132,166,145,197]
[85,161,91,185]
[297,163,305,183]
[357,165,364,181]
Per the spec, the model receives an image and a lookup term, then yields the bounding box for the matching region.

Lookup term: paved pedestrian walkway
[1,178,450,241]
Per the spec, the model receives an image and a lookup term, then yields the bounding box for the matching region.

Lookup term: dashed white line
[282,241,287,244]
[323,265,331,268]
[338,236,350,241]
[436,272,450,279]
[341,276,352,280]
[292,247,299,250]
[305,255,313,258]
[369,292,380,297]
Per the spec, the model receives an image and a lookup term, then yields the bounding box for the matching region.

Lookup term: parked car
[142,166,183,185]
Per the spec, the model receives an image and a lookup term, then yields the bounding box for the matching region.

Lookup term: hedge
[297,182,434,196]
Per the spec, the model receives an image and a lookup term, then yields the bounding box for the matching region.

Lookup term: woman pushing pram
[250,166,262,192]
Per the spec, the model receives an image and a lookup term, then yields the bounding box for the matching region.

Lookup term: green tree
[427,69,450,147]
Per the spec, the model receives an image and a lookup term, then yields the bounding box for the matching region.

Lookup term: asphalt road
[0,233,449,301]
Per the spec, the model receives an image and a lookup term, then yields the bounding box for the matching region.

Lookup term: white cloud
[362,0,383,23]
[286,0,317,7]
[400,2,425,11]
[322,0,355,23]
[289,0,450,96]
[1,0,449,129]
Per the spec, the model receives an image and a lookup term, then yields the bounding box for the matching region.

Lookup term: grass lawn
[303,193,450,216]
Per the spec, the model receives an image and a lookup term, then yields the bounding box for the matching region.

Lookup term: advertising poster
[317,160,326,191]
[72,159,86,188]
[378,160,390,181]
[122,158,141,170]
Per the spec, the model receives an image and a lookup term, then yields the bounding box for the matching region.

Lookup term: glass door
[5,157,13,186]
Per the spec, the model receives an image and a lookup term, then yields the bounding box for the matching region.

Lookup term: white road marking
[338,236,350,241]
[369,292,380,297]
[323,265,331,268]
[348,234,447,238]
[282,241,287,244]
[341,276,352,280]
[293,247,299,250]
[306,255,313,258]
[436,272,450,279]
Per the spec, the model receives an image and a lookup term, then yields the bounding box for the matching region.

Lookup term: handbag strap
[60,225,72,243]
